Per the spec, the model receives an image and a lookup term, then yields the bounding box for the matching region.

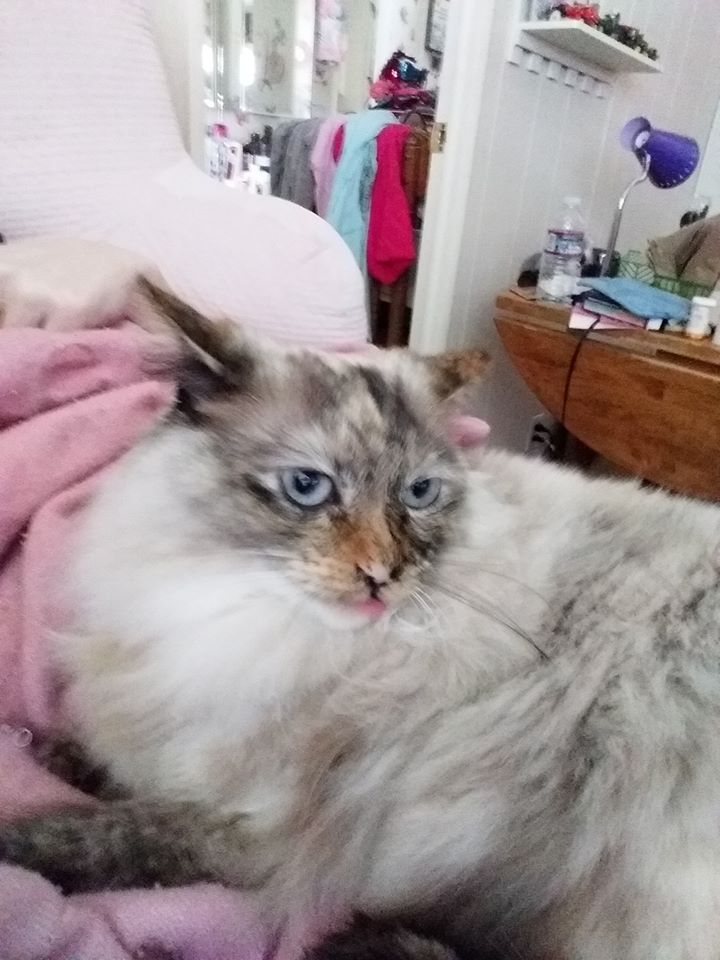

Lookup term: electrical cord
[556,314,603,461]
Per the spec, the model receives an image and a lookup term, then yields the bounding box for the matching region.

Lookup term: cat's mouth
[350,596,388,619]
[304,588,397,629]
[289,565,413,626]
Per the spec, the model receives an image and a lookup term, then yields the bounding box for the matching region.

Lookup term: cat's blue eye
[280,469,335,508]
[402,477,442,510]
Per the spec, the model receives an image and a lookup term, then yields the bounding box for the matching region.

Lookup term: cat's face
[142,280,489,627]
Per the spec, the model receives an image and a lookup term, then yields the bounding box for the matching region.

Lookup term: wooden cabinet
[495,291,720,501]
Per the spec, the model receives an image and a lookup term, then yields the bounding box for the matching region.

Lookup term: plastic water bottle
[537,197,586,302]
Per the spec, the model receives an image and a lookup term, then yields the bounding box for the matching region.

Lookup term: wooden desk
[494,290,720,501]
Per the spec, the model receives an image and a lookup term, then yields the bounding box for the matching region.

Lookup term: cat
[3,279,720,960]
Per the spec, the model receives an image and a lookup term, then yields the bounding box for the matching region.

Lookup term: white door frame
[150,0,207,167]
[410,0,497,354]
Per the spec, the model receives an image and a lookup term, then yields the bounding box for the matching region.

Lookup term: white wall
[312,0,377,117]
[374,0,434,76]
[339,0,376,111]
[448,0,720,451]
[316,0,438,116]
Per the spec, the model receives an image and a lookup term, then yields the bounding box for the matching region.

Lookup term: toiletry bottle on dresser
[205,122,230,180]
[687,296,716,339]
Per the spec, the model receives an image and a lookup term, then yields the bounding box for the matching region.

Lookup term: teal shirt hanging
[326,110,398,272]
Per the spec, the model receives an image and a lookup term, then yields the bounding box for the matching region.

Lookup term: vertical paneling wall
[697,98,720,211]
[450,0,720,451]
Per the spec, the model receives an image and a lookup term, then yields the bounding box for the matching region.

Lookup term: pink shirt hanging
[367,124,415,285]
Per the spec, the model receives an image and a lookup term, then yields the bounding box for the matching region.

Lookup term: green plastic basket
[619,250,713,300]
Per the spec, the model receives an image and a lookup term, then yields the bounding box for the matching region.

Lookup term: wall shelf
[519,20,662,75]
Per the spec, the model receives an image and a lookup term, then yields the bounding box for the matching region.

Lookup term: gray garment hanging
[272,118,324,210]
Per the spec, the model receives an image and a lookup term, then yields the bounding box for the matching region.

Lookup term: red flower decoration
[555,3,600,26]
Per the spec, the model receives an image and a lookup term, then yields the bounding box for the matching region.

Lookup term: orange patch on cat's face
[332,511,398,575]
[292,511,417,608]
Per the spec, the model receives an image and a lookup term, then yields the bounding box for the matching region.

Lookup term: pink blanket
[0,327,271,960]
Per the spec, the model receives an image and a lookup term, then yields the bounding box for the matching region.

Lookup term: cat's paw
[0,236,166,333]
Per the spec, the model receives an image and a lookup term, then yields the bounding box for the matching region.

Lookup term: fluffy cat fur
[3,281,720,960]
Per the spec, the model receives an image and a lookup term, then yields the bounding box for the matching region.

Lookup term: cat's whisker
[414,588,444,627]
[434,580,549,662]
[411,589,434,618]
[414,585,437,610]
[436,574,544,627]
[238,549,293,562]
[438,556,551,609]
[401,592,436,630]
[417,586,456,638]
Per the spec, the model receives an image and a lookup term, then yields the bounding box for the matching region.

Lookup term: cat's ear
[421,349,490,400]
[137,276,257,390]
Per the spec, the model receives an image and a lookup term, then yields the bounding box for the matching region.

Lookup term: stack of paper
[569,297,664,332]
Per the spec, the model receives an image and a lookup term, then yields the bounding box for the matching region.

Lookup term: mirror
[208,0,316,118]
[203,0,445,139]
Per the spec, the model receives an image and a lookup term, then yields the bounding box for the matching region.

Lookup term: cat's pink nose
[357,561,390,587]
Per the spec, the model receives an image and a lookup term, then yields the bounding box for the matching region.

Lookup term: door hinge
[430,121,447,154]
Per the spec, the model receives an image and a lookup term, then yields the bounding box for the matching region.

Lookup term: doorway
[198,0,486,348]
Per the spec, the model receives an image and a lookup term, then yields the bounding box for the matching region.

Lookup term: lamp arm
[599,152,651,276]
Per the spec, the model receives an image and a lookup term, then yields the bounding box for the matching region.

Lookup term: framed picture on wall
[425,0,450,56]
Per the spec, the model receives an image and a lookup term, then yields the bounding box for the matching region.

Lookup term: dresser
[494,290,720,501]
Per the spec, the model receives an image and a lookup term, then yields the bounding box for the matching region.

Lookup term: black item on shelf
[516,248,620,287]
[245,133,264,156]
[680,205,709,228]
[583,247,621,278]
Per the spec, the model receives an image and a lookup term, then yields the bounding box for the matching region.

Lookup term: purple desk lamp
[599,116,700,276]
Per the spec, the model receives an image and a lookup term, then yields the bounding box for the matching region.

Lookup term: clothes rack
[369,126,430,347]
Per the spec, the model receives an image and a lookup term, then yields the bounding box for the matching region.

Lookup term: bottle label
[544,229,584,258]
